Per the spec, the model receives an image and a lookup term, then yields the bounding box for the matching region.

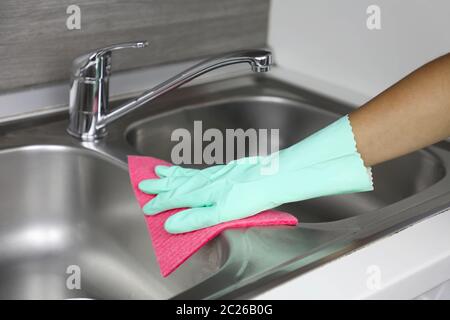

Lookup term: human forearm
[349,53,450,166]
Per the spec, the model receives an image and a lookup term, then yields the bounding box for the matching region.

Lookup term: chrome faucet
[67,41,272,141]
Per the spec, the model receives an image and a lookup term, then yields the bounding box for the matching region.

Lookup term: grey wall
[0,0,270,92]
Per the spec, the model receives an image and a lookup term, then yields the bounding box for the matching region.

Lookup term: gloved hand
[139,115,373,234]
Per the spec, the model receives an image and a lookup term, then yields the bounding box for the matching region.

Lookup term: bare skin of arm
[349,53,450,167]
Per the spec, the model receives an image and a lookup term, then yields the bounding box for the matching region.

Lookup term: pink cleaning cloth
[128,155,298,277]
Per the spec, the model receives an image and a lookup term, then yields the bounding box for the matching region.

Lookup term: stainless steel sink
[1,75,449,299]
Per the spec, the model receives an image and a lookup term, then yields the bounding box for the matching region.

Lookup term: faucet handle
[72,40,149,78]
[89,41,149,60]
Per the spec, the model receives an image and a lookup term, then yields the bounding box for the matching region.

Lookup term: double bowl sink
[0,75,449,299]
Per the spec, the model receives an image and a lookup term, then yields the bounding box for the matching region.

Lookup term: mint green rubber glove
[139,115,373,234]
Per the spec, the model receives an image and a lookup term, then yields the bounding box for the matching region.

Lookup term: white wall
[269,0,450,99]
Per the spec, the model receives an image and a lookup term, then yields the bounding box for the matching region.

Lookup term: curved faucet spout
[98,50,272,129]
[67,42,272,141]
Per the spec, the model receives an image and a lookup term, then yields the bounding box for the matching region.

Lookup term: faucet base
[66,127,107,141]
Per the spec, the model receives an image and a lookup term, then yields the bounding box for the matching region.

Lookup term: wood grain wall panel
[0,0,269,92]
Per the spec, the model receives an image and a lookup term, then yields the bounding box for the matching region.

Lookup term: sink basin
[126,96,445,223]
[0,146,226,299]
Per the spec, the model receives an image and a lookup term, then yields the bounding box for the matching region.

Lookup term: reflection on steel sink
[125,89,445,223]
[0,75,449,299]
[0,146,226,299]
